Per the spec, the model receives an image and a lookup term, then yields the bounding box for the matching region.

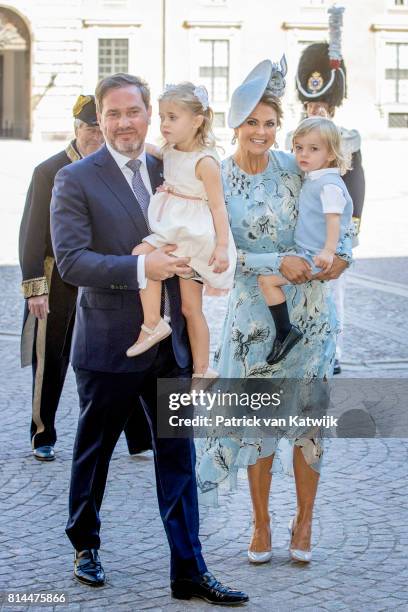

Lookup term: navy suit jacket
[50,144,191,373]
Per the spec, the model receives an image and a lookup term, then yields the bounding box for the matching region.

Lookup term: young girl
[126,82,237,380]
[259,116,352,365]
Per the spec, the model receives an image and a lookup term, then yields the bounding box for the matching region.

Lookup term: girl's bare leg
[258,274,287,306]
[132,242,162,345]
[247,454,274,552]
[179,279,209,375]
[291,445,320,551]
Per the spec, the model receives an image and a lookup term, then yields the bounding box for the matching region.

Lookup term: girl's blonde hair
[292,116,352,175]
[159,82,216,149]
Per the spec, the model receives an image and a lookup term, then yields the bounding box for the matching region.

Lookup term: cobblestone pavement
[1,260,408,612]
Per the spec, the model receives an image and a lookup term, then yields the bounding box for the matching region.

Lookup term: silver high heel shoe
[247,526,272,564]
[288,518,312,563]
[247,549,273,564]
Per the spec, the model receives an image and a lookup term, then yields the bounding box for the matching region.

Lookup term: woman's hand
[280,256,312,284]
[312,256,348,281]
[209,245,229,273]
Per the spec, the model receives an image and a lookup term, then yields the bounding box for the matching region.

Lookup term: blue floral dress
[195,150,353,506]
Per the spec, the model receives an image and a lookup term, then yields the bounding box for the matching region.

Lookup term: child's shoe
[126,318,172,357]
[266,325,303,365]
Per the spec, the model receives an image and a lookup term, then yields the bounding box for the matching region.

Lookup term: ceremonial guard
[19,95,152,460]
[287,5,365,374]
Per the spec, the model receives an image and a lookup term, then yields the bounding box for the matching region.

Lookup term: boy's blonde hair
[159,82,216,149]
[292,116,352,175]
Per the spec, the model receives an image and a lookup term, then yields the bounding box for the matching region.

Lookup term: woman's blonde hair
[292,116,352,175]
[159,82,216,149]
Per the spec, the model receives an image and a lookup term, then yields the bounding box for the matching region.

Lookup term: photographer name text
[168,415,338,428]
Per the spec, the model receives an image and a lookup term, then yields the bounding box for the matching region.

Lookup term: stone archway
[0,6,31,139]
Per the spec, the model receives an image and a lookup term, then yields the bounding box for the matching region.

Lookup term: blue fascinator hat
[228,56,288,128]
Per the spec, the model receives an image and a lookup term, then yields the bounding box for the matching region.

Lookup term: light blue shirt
[294,168,353,255]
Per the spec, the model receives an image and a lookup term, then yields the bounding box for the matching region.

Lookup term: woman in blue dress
[195,59,352,564]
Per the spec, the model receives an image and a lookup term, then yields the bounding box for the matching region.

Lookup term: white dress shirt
[105,142,151,288]
[306,167,347,214]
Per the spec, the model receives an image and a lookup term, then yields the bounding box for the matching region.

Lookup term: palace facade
[1,0,407,141]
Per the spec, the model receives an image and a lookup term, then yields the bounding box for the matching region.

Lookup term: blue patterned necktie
[126,158,170,319]
[126,158,151,230]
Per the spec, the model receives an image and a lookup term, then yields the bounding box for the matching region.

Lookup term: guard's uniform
[291,6,366,369]
[19,133,152,453]
[333,128,365,361]
[19,141,79,449]
[340,128,365,240]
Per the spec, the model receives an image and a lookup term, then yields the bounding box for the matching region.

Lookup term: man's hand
[313,248,335,273]
[145,245,192,281]
[312,255,348,281]
[280,255,312,284]
[28,295,49,320]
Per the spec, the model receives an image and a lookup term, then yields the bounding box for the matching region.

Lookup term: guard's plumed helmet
[295,5,347,109]
[296,42,347,108]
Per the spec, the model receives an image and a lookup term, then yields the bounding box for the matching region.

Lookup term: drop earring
[231,134,237,145]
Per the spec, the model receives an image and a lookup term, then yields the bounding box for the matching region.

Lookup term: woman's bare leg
[179,279,209,374]
[247,454,274,552]
[291,445,320,551]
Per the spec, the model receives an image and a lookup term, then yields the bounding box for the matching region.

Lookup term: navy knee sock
[268,302,292,342]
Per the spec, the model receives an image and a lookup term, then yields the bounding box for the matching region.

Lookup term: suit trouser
[30,271,151,451]
[66,337,207,580]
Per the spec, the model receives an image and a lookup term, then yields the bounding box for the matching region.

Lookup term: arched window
[0,7,31,139]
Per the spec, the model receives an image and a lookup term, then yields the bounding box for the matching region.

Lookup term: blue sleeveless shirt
[294,172,353,255]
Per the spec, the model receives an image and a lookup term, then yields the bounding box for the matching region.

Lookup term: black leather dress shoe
[171,572,249,605]
[74,549,105,587]
[128,448,153,457]
[333,359,342,375]
[33,446,55,461]
[266,325,303,365]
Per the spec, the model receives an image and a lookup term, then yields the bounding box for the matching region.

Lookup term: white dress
[144,146,237,291]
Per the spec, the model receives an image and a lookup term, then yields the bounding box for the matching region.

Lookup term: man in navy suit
[50,73,247,605]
